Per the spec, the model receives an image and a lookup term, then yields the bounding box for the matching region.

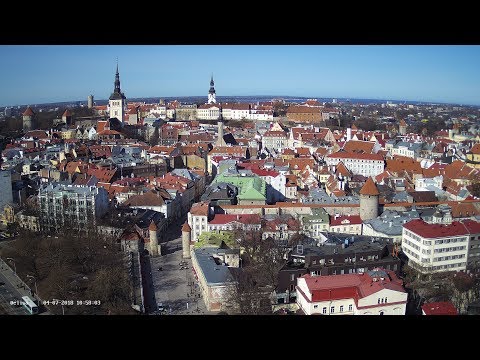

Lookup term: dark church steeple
[208,74,217,104]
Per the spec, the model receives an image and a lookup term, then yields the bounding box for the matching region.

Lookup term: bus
[22,296,39,315]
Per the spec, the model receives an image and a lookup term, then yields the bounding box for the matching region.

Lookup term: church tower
[109,62,127,125]
[208,74,216,104]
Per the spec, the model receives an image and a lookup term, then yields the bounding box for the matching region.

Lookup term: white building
[402,219,472,274]
[187,202,211,242]
[262,131,289,152]
[415,175,443,191]
[296,269,407,315]
[197,104,221,121]
[325,152,385,177]
[38,183,109,232]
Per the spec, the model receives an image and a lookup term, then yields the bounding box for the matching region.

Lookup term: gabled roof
[343,140,375,154]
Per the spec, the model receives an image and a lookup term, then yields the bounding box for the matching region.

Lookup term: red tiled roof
[263,131,287,138]
[182,223,191,232]
[343,140,375,154]
[330,215,362,226]
[189,201,210,216]
[403,219,471,238]
[250,168,280,177]
[62,109,72,117]
[422,302,458,315]
[360,177,379,196]
[301,269,405,303]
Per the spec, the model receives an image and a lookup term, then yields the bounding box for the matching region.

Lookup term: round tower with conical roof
[22,106,35,132]
[359,177,379,221]
[149,220,159,256]
[182,222,191,259]
[62,109,73,126]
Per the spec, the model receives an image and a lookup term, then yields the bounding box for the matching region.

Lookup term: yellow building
[466,143,480,169]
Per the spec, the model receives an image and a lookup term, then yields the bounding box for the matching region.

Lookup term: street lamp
[6,257,16,274]
[52,298,65,315]
[26,275,39,299]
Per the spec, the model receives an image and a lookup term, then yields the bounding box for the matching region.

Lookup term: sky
[0,45,480,107]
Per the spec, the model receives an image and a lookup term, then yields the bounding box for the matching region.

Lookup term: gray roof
[363,209,420,236]
[291,233,393,258]
[193,248,237,286]
[171,168,201,181]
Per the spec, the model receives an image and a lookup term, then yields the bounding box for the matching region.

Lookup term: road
[0,263,29,315]
[142,235,215,315]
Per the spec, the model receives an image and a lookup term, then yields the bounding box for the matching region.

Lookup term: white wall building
[38,183,109,232]
[262,131,289,152]
[325,152,385,177]
[296,269,407,315]
[415,175,443,191]
[197,104,222,121]
[187,202,211,242]
[402,219,471,274]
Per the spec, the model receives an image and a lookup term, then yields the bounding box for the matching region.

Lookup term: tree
[227,225,288,314]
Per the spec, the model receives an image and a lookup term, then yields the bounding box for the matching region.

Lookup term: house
[329,214,362,235]
[296,268,407,315]
[301,208,330,239]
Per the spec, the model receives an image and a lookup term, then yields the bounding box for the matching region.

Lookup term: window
[348,304,353,311]
[322,307,327,314]
[379,311,384,315]
[378,298,381,304]
[289,284,294,292]
[290,274,295,281]
[314,305,318,309]
[340,305,344,312]
[330,306,335,313]
[385,297,387,303]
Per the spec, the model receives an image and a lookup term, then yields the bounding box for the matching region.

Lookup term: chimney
[346,127,352,141]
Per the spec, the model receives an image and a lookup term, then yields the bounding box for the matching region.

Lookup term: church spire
[208,73,217,104]
[114,60,121,94]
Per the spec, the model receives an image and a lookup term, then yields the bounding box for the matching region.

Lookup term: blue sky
[0,45,479,107]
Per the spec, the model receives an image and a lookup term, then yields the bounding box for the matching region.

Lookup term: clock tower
[208,74,216,104]
[108,62,127,125]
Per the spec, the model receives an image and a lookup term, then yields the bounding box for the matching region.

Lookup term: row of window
[403,238,420,252]
[403,246,420,259]
[431,263,466,270]
[433,246,466,253]
[313,304,354,313]
[435,237,467,245]
[434,254,465,262]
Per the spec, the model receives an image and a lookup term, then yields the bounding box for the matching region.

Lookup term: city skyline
[1,45,480,107]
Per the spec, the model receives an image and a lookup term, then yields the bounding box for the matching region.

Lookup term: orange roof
[62,109,72,117]
[386,156,422,174]
[23,106,35,116]
[343,140,375,154]
[287,105,321,114]
[399,119,407,126]
[360,177,379,196]
[189,202,210,216]
[149,220,158,231]
[182,223,191,232]
[469,143,480,155]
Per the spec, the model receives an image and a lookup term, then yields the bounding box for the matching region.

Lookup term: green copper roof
[213,174,266,201]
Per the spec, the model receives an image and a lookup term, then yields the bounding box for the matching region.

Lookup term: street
[142,234,215,315]
[0,263,29,315]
